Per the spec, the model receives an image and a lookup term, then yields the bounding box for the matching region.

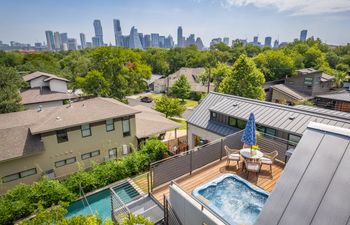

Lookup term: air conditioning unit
[122,144,129,155]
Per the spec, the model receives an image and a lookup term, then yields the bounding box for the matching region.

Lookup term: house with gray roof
[256,122,350,225]
[20,71,78,110]
[187,92,350,150]
[269,68,335,105]
[314,91,350,112]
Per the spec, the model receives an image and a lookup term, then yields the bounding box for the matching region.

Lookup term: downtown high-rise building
[300,29,307,41]
[139,33,144,48]
[177,26,183,47]
[273,39,279,48]
[264,36,272,47]
[223,37,229,45]
[144,35,151,48]
[67,38,77,50]
[128,26,143,49]
[45,31,55,50]
[113,19,123,46]
[80,33,86,49]
[164,35,174,48]
[195,37,204,50]
[54,32,61,50]
[60,33,68,46]
[151,33,160,48]
[186,34,195,46]
[93,20,104,46]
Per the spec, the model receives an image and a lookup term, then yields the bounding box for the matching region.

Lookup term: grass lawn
[146,93,198,108]
[171,118,187,130]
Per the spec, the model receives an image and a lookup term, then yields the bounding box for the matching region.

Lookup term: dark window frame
[122,117,131,137]
[106,119,115,132]
[56,129,68,143]
[228,117,237,127]
[81,124,92,137]
[211,111,217,120]
[81,150,100,160]
[288,133,301,148]
[55,157,76,168]
[237,119,247,129]
[108,148,117,159]
[2,168,37,183]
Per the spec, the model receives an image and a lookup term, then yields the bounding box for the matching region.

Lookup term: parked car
[140,96,153,103]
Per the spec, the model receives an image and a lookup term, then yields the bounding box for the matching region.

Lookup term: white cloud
[220,0,350,15]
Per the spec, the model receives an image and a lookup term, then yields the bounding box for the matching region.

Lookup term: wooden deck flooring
[151,159,285,204]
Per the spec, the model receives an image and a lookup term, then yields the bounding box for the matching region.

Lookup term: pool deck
[151,159,284,204]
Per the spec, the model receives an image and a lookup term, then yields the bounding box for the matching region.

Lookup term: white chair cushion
[246,163,260,172]
[228,154,240,160]
[260,157,273,165]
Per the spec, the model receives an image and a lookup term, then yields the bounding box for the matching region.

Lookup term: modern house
[20,71,78,109]
[314,91,350,112]
[187,92,350,150]
[269,68,335,105]
[0,97,180,193]
[154,67,215,94]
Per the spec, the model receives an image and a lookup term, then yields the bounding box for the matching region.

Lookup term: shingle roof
[132,105,181,138]
[23,71,69,82]
[147,74,163,85]
[188,92,350,136]
[256,122,350,225]
[271,84,306,101]
[316,91,350,102]
[20,87,78,105]
[0,98,140,162]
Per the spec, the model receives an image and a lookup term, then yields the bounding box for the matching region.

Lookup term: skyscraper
[60,33,68,47]
[186,34,195,46]
[67,38,77,50]
[151,33,160,48]
[264,36,272,47]
[223,37,229,45]
[128,26,143,49]
[45,31,55,50]
[93,20,104,46]
[144,35,151,48]
[164,35,174,48]
[273,39,279,48]
[159,36,165,48]
[195,37,204,50]
[113,19,123,46]
[80,33,86,49]
[300,29,307,41]
[138,33,144,48]
[177,26,183,47]
[54,32,61,50]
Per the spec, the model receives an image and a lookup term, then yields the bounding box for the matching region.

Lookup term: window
[81,124,91,137]
[81,150,100,160]
[55,157,76,168]
[211,112,217,119]
[304,77,313,86]
[237,119,247,129]
[56,129,68,143]
[122,118,130,137]
[106,119,114,132]
[288,134,301,147]
[257,125,277,137]
[108,148,117,159]
[228,117,237,127]
[2,168,37,183]
[266,127,277,137]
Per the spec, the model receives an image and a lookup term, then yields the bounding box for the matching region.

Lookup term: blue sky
[0,0,349,46]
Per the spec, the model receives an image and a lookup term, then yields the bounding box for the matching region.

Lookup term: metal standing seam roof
[271,84,306,101]
[187,92,350,137]
[255,122,350,225]
[316,92,350,103]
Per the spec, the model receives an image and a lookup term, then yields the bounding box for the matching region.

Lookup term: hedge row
[0,139,167,225]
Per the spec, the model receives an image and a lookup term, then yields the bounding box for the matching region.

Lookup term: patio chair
[224,146,241,169]
[260,150,278,173]
[244,158,261,179]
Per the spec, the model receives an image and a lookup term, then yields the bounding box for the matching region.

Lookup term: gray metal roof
[271,84,306,101]
[255,122,350,225]
[316,91,350,102]
[188,92,350,136]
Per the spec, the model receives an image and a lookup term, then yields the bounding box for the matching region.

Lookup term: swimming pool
[192,174,269,225]
[65,181,141,222]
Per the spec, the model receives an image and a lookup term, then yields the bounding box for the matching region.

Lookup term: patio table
[240,148,263,160]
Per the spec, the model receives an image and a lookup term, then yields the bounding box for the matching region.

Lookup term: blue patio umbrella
[241,113,256,147]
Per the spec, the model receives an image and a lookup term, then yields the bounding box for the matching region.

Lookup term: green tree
[218,55,266,100]
[139,139,168,162]
[254,50,295,81]
[155,95,186,118]
[121,213,154,225]
[142,48,169,75]
[170,74,191,101]
[0,66,24,113]
[76,70,110,96]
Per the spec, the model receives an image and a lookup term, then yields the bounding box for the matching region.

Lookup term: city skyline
[0,0,349,46]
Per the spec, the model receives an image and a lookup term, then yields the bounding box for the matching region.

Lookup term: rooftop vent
[289,115,296,120]
[232,103,238,107]
[56,116,61,121]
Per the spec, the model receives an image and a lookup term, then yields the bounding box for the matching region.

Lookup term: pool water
[65,182,140,222]
[193,174,268,225]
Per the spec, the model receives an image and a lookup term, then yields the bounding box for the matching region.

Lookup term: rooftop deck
[151,158,284,204]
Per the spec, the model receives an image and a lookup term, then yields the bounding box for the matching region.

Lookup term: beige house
[20,71,78,110]
[154,67,215,93]
[0,97,180,193]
